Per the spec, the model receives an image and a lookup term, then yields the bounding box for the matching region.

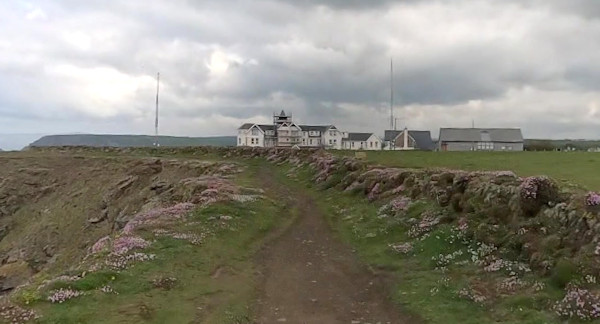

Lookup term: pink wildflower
[91,236,111,254]
[112,236,150,255]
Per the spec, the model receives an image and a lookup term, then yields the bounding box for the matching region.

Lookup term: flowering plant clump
[457,287,487,304]
[586,192,600,207]
[105,252,156,270]
[390,197,411,212]
[496,276,527,294]
[100,285,118,295]
[520,177,540,200]
[231,194,260,203]
[389,242,413,254]
[91,236,111,254]
[432,250,465,270]
[408,214,440,238]
[483,258,531,275]
[0,303,40,323]
[112,236,150,255]
[123,203,195,234]
[47,288,84,303]
[554,286,600,320]
[532,281,546,292]
[153,229,205,245]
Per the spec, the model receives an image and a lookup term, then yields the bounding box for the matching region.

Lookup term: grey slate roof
[343,133,374,142]
[439,128,523,143]
[298,125,331,132]
[384,130,435,150]
[257,124,275,131]
[238,123,254,130]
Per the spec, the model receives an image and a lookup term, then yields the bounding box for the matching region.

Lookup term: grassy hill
[29,134,236,148]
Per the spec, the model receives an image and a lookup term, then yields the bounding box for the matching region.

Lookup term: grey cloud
[1,0,600,139]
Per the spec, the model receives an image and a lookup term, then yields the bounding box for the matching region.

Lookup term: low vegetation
[4,146,600,323]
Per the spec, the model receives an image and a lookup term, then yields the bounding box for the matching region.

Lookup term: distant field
[335,151,600,190]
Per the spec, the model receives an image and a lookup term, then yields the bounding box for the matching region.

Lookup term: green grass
[273,163,567,324]
[334,150,600,190]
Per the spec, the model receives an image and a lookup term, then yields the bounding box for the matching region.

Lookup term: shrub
[551,260,578,288]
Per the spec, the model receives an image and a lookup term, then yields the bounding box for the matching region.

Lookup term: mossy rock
[438,172,455,187]
[450,193,463,213]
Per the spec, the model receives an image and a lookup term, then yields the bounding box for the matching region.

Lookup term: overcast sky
[1,0,600,145]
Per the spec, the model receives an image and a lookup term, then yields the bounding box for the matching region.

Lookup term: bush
[551,260,578,288]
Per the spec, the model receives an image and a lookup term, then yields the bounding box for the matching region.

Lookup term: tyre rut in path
[254,168,418,324]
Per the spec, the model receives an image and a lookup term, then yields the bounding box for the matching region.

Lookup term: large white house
[238,111,347,149]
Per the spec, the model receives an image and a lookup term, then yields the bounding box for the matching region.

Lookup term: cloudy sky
[1,0,600,147]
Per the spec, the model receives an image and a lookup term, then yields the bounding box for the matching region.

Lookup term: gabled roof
[238,123,254,130]
[410,131,436,150]
[439,128,523,143]
[384,130,435,150]
[344,132,375,142]
[257,124,275,131]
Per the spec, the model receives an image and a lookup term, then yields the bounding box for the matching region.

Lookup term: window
[310,139,313,145]
[333,139,336,143]
[251,128,259,136]
[351,142,355,148]
[476,142,493,151]
[375,142,379,147]
[329,139,332,145]
[238,138,241,144]
[370,142,373,148]
[251,138,255,145]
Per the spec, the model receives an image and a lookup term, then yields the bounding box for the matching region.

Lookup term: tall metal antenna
[154,72,160,146]
[390,58,394,130]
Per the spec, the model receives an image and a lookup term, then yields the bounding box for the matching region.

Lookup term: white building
[342,133,383,151]
[237,110,374,150]
[299,125,344,149]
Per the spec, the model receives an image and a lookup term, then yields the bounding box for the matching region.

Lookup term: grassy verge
[273,162,577,324]
[22,163,287,324]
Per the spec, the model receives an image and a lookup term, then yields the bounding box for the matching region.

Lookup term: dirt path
[254,167,417,324]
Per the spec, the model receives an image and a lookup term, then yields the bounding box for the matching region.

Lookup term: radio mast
[154,72,160,147]
[390,58,394,130]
